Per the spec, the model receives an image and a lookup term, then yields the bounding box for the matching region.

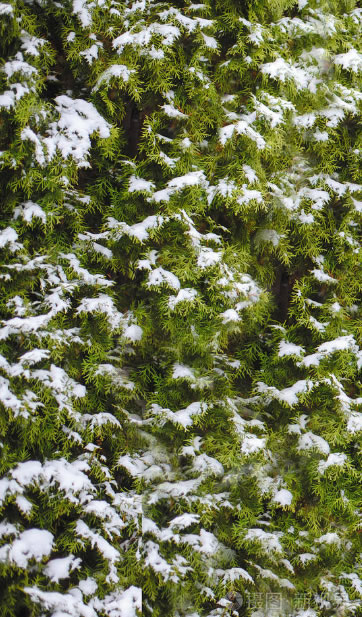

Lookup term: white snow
[80,42,102,64]
[314,130,329,142]
[334,48,362,72]
[223,567,254,584]
[0,3,13,14]
[90,242,113,259]
[261,57,312,90]
[0,90,16,108]
[219,115,266,149]
[240,434,266,456]
[318,453,347,474]
[113,24,181,53]
[167,401,207,428]
[72,0,92,26]
[107,215,164,242]
[94,586,142,617]
[15,495,32,514]
[207,178,236,203]
[143,540,174,580]
[168,170,208,191]
[93,64,135,91]
[24,586,97,617]
[298,432,330,455]
[0,521,18,539]
[278,341,304,357]
[0,375,27,416]
[272,488,293,506]
[244,528,284,553]
[80,412,121,431]
[128,175,155,193]
[341,573,362,595]
[168,513,200,529]
[76,520,119,580]
[318,335,358,355]
[137,249,158,271]
[0,227,22,252]
[237,187,263,206]
[347,412,362,434]
[330,302,342,314]
[58,252,112,287]
[257,379,313,406]
[299,553,317,564]
[20,349,50,365]
[152,186,175,203]
[22,96,111,168]
[95,365,135,390]
[183,529,221,554]
[242,164,258,183]
[45,555,82,582]
[352,198,362,213]
[32,364,86,401]
[3,53,37,78]
[299,352,322,367]
[168,288,198,309]
[159,151,179,168]
[151,171,208,203]
[78,577,98,596]
[315,532,341,546]
[221,309,241,323]
[298,210,314,224]
[84,500,126,536]
[172,364,195,380]
[13,201,47,223]
[123,324,143,342]
[11,458,94,504]
[293,112,317,129]
[76,294,124,330]
[155,401,207,428]
[192,453,224,476]
[20,31,46,56]
[118,455,148,478]
[324,177,349,196]
[0,528,53,567]
[254,229,281,246]
[180,137,192,149]
[197,247,222,269]
[309,315,327,332]
[161,104,187,118]
[311,268,337,284]
[201,33,217,49]
[147,267,180,290]
[301,335,359,367]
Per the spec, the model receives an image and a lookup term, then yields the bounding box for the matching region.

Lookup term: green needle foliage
[0,1,361,616]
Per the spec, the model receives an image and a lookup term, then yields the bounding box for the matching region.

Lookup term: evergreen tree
[0,1,361,617]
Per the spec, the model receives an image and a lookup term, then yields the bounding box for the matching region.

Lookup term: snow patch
[0,528,53,567]
[45,555,82,582]
[13,201,46,223]
[318,453,347,474]
[93,64,135,91]
[128,175,155,193]
[168,288,198,309]
[22,96,110,168]
[147,267,180,290]
[298,432,330,455]
[334,48,362,72]
[272,488,293,506]
[278,341,304,357]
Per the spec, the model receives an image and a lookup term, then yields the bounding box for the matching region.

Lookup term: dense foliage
[0,1,361,616]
